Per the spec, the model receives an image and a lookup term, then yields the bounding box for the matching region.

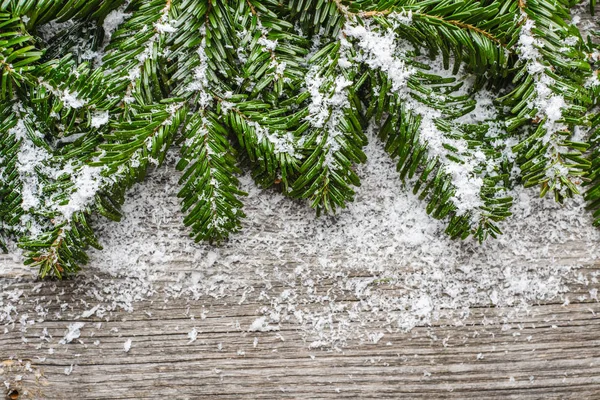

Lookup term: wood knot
[6,389,19,400]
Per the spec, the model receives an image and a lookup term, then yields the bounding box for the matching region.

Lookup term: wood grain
[2,244,600,400]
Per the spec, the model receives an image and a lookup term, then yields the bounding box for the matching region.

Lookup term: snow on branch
[344,21,488,224]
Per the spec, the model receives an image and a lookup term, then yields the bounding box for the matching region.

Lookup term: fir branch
[287,0,346,36]
[177,111,246,242]
[290,41,368,215]
[234,0,308,98]
[585,114,600,226]
[339,0,511,74]
[94,101,186,182]
[2,0,599,278]
[227,0,306,188]
[0,103,24,250]
[0,100,105,276]
[19,211,101,278]
[225,99,302,189]
[1,0,125,28]
[499,0,592,202]
[345,20,512,240]
[0,12,43,99]
[101,0,174,104]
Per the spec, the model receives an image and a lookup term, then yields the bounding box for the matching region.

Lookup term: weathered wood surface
[1,171,600,400]
[2,153,600,399]
[2,154,600,399]
[1,262,600,399]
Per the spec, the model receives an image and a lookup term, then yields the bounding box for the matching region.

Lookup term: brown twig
[331,0,503,46]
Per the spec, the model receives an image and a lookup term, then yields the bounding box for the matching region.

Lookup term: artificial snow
[2,132,594,348]
[102,6,131,43]
[60,90,86,109]
[123,338,132,352]
[11,120,50,211]
[1,2,599,357]
[185,34,212,109]
[56,165,102,222]
[91,110,110,128]
[187,328,198,343]
[59,322,85,345]
[249,317,279,332]
[304,66,353,169]
[155,22,176,34]
[7,112,104,228]
[64,364,74,375]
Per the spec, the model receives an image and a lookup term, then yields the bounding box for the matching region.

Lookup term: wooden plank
[2,166,600,399]
[2,250,600,399]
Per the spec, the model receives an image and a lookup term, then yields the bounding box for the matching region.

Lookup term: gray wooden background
[2,8,600,400]
[1,254,599,399]
[2,151,600,399]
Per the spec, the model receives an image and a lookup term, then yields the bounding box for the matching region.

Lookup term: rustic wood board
[2,148,600,400]
[1,244,600,400]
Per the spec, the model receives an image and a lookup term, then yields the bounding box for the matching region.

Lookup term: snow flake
[60,322,85,344]
[187,327,198,343]
[91,110,110,128]
[155,22,176,33]
[248,316,279,332]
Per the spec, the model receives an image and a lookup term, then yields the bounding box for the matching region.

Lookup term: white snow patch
[60,90,86,109]
[64,364,74,375]
[59,322,85,344]
[103,5,131,43]
[91,110,110,128]
[248,317,280,332]
[187,327,198,343]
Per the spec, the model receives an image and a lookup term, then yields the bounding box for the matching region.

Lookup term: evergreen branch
[234,0,308,98]
[171,0,303,190]
[167,2,250,242]
[346,21,512,240]
[227,0,308,189]
[373,11,507,74]
[177,111,246,242]
[19,211,101,278]
[584,34,600,224]
[225,97,302,189]
[0,100,105,275]
[585,114,600,226]
[0,103,24,250]
[1,0,125,27]
[101,0,174,105]
[93,101,186,182]
[286,0,346,36]
[0,12,43,99]
[2,0,599,278]
[342,1,505,46]
[338,0,511,74]
[498,0,592,202]
[289,40,368,215]
[89,101,185,226]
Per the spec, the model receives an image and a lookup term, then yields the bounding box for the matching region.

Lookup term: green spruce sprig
[0,0,598,278]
